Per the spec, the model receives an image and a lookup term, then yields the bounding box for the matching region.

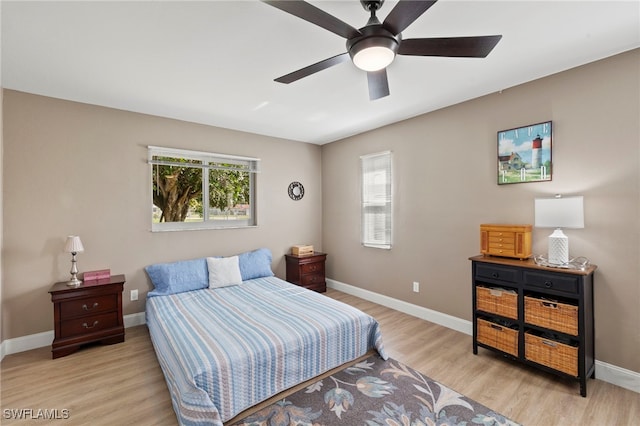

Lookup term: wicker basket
[525,331,578,376]
[477,318,518,357]
[476,287,518,319]
[524,296,578,335]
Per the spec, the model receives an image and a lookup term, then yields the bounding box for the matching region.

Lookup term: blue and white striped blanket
[146,276,386,426]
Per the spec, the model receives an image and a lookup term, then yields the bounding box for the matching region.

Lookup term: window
[361,151,392,249]
[149,146,259,231]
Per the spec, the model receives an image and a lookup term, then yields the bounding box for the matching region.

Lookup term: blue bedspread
[146,276,387,425]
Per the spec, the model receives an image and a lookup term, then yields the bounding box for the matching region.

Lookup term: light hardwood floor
[2,288,638,425]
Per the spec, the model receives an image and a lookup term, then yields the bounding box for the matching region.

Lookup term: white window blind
[361,151,392,249]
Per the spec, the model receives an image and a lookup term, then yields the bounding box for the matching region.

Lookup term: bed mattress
[146,276,386,425]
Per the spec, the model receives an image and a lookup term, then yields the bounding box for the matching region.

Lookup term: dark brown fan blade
[274,53,350,84]
[383,1,438,36]
[262,1,361,40]
[367,69,390,100]
[398,35,502,57]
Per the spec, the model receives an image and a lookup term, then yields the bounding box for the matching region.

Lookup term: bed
[145,249,387,426]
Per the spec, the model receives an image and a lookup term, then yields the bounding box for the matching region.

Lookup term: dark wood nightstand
[285,252,327,292]
[49,274,125,359]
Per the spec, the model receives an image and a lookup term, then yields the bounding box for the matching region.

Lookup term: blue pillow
[145,258,209,297]
[238,248,274,281]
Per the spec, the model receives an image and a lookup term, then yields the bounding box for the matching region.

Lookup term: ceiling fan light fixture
[349,36,398,72]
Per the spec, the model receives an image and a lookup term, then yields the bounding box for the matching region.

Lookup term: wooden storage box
[524,296,578,335]
[477,318,518,357]
[291,245,314,256]
[480,224,532,260]
[476,287,518,319]
[525,331,578,376]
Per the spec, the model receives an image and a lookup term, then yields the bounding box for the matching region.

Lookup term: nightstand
[49,274,125,359]
[285,252,327,292]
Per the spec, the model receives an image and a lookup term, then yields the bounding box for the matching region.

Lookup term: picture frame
[497,121,552,185]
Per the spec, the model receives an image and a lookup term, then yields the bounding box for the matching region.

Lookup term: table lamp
[534,195,584,266]
[64,236,84,287]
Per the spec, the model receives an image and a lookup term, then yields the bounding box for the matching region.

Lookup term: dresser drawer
[60,312,120,338]
[476,263,519,283]
[60,294,118,319]
[524,271,578,295]
[301,262,324,275]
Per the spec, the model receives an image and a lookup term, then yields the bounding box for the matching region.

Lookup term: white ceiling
[2,1,639,144]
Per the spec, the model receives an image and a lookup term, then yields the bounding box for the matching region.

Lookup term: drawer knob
[82,321,99,329]
[544,280,553,288]
[82,302,99,311]
[492,272,499,278]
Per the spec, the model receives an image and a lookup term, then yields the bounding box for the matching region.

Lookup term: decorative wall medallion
[288,181,304,200]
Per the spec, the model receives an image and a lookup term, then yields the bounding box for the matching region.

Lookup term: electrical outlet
[413,281,419,293]
[130,289,138,301]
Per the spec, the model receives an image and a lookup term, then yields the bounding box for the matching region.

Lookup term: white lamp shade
[353,46,395,71]
[534,196,584,229]
[64,236,84,253]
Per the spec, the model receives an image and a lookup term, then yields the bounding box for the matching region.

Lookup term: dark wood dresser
[49,274,125,359]
[470,255,596,396]
[285,252,327,292]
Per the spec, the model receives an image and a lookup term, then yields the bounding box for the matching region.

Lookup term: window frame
[148,146,260,232]
[360,150,393,249]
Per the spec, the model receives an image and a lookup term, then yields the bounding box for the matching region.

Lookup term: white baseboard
[327,278,640,395]
[0,312,146,361]
[327,278,472,335]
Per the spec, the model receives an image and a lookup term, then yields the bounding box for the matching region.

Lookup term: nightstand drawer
[301,273,325,287]
[524,271,578,294]
[301,262,324,275]
[60,294,118,319]
[60,312,120,338]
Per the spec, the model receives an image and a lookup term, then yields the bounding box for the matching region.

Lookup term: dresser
[470,255,596,396]
[285,252,327,292]
[49,274,125,359]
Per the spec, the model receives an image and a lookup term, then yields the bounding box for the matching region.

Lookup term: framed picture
[497,121,552,185]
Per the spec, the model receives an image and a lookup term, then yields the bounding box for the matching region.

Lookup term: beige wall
[322,49,640,373]
[2,91,323,339]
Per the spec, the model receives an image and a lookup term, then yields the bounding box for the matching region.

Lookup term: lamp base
[548,228,569,266]
[67,278,82,287]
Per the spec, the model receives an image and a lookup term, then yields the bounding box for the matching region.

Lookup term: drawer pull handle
[82,321,99,329]
[490,324,503,331]
[542,340,557,348]
[82,302,99,311]
[542,301,558,309]
[544,280,553,288]
[492,272,499,278]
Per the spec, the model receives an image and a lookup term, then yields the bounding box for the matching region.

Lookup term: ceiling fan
[262,0,502,100]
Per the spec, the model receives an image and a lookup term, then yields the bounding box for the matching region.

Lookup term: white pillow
[207,256,243,288]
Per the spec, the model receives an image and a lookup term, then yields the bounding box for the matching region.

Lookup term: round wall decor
[288,181,304,200]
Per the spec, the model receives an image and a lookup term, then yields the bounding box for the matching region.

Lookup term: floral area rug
[230,355,521,426]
